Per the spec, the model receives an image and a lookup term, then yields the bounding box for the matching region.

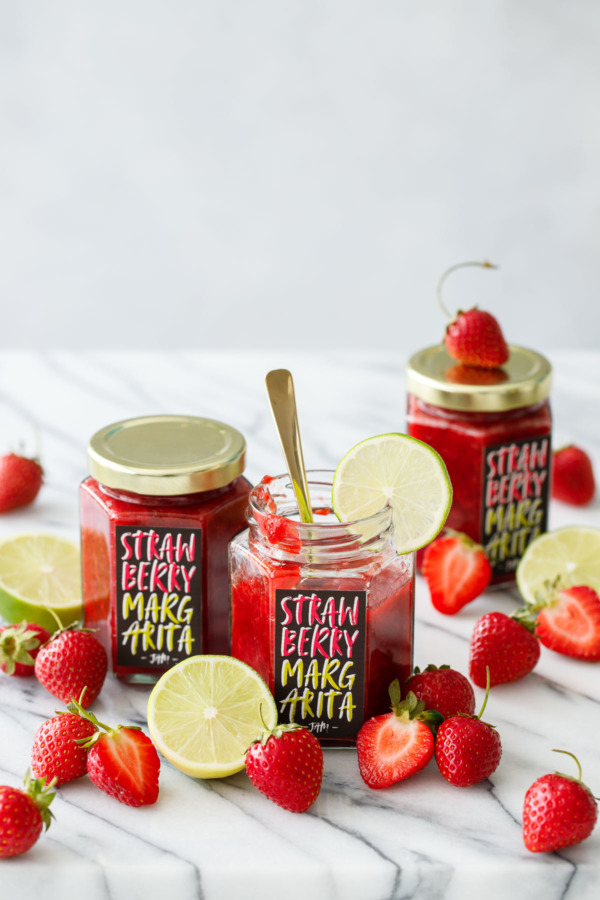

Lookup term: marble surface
[1,349,600,900]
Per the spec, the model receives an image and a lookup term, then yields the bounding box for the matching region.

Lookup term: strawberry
[422,531,492,615]
[469,611,540,687]
[31,705,97,785]
[523,750,598,852]
[551,445,595,506]
[68,699,160,807]
[0,621,50,676]
[533,584,600,661]
[34,624,108,707]
[444,309,509,369]
[356,681,442,790]
[0,771,55,858]
[0,452,43,512]
[404,664,475,719]
[246,721,323,813]
[436,260,508,369]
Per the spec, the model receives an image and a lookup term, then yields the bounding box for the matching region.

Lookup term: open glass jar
[80,415,251,682]
[229,471,414,746]
[406,346,552,583]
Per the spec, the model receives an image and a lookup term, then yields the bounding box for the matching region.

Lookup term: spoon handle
[265,369,313,524]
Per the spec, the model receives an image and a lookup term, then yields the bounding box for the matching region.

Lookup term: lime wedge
[517,526,600,604]
[147,655,277,779]
[0,533,82,631]
[332,433,452,554]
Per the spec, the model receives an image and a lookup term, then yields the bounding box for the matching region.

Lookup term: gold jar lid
[88,415,246,496]
[406,345,552,413]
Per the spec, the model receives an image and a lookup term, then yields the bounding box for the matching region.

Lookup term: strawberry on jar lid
[406,345,552,413]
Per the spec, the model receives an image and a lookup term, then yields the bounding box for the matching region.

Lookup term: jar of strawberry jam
[229,471,414,746]
[406,346,552,584]
[80,415,251,683]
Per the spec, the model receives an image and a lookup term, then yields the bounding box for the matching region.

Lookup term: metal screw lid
[87,415,246,496]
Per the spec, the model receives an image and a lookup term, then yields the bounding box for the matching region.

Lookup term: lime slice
[517,526,600,604]
[0,533,82,631]
[147,655,277,779]
[332,433,452,553]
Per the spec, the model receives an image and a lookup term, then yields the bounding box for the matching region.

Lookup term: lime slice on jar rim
[0,532,82,631]
[147,654,277,779]
[516,525,600,604]
[331,433,452,554]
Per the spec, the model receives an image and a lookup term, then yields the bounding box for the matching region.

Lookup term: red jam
[229,472,414,746]
[80,416,251,682]
[406,346,552,583]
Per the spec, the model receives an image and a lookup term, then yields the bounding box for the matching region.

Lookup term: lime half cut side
[516,526,600,604]
[0,533,82,631]
[332,433,452,554]
[147,654,277,779]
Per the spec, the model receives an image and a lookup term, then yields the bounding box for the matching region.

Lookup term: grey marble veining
[0,349,599,900]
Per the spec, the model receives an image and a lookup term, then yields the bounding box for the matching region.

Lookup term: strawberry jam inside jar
[80,415,251,683]
[229,471,415,747]
[406,346,552,584]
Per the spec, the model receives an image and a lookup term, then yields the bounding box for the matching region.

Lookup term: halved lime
[147,655,277,779]
[332,433,452,553]
[517,526,600,604]
[0,533,82,631]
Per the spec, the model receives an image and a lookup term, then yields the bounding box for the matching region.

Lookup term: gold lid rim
[406,344,552,412]
[87,415,246,496]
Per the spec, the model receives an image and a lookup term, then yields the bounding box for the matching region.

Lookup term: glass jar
[406,346,552,584]
[229,471,415,746]
[80,415,251,683]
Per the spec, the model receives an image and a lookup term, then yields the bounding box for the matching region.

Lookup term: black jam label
[481,435,551,576]
[274,589,366,740]
[115,525,202,669]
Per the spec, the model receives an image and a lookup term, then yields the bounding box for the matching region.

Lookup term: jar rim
[88,415,246,496]
[406,345,552,412]
[248,470,394,534]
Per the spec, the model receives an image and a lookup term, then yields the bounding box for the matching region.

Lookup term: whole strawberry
[404,664,475,719]
[356,681,443,790]
[68,699,160,807]
[34,624,108,706]
[0,452,43,512]
[437,260,508,369]
[31,705,97,785]
[533,584,600,662]
[435,672,502,786]
[552,445,595,506]
[523,750,598,852]
[246,721,323,812]
[0,621,50,676]
[422,531,492,615]
[0,771,55,858]
[469,610,540,687]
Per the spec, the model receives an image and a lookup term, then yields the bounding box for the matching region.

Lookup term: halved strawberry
[422,531,492,615]
[67,699,160,807]
[534,585,600,661]
[356,681,442,789]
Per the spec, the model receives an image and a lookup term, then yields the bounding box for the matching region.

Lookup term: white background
[1,1,599,351]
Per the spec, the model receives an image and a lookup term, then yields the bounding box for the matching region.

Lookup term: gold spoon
[265,369,313,524]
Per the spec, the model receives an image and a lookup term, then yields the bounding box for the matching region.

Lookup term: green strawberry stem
[390,679,444,735]
[67,695,141,748]
[476,666,492,721]
[436,260,498,320]
[23,770,56,830]
[552,749,583,783]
